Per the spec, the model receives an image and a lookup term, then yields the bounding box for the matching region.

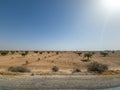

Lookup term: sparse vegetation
[31,73,34,76]
[47,51,50,54]
[21,51,28,57]
[0,51,119,75]
[84,52,93,60]
[112,51,115,54]
[39,52,43,54]
[100,51,108,57]
[26,61,29,64]
[37,58,40,61]
[11,51,15,55]
[52,66,59,72]
[0,51,9,56]
[34,51,38,53]
[56,52,59,55]
[25,51,29,55]
[8,66,30,73]
[72,68,81,73]
[87,62,108,73]
[77,52,82,56]
[21,53,26,57]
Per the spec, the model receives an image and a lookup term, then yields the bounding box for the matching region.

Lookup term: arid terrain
[0,51,120,89]
[0,51,120,75]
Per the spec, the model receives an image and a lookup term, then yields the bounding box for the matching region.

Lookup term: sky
[0,0,120,51]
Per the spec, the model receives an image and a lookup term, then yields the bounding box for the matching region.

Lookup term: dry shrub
[72,68,81,73]
[88,62,108,73]
[52,66,59,72]
[8,66,30,73]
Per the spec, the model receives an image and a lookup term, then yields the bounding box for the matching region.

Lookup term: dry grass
[101,70,120,75]
[0,51,120,75]
[0,71,22,76]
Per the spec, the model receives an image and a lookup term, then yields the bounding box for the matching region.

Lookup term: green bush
[87,62,108,73]
[0,51,9,56]
[100,51,108,57]
[8,66,30,73]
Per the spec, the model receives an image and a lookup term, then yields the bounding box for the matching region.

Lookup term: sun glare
[102,0,120,12]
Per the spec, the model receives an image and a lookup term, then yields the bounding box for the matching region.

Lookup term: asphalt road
[0,75,120,90]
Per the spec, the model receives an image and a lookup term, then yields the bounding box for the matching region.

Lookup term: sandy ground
[0,51,120,90]
[0,51,120,74]
[0,75,120,90]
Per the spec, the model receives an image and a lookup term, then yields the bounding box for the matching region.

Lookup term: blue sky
[0,0,120,50]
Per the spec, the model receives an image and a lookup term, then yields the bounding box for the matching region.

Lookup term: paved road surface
[0,75,120,90]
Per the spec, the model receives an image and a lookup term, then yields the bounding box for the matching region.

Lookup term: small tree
[77,52,82,56]
[47,51,50,54]
[11,51,15,55]
[39,52,43,54]
[112,51,115,54]
[56,52,59,55]
[21,53,26,57]
[25,51,29,55]
[100,51,108,57]
[34,51,38,53]
[84,52,93,60]
[0,51,9,56]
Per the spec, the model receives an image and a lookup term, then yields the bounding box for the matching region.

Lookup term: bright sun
[102,0,120,11]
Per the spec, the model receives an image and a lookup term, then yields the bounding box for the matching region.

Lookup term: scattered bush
[100,51,108,57]
[72,68,81,73]
[84,52,93,60]
[81,59,90,62]
[52,66,59,72]
[37,58,40,61]
[0,51,9,56]
[112,51,115,54]
[47,51,50,54]
[31,73,34,76]
[21,51,28,57]
[87,62,108,73]
[56,52,59,55]
[77,52,82,56]
[44,56,46,59]
[25,51,29,55]
[21,53,26,57]
[91,52,95,55]
[11,51,15,55]
[34,51,38,53]
[39,52,43,54]
[26,61,29,64]
[8,66,30,73]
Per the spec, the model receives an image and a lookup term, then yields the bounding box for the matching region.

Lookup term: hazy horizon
[0,0,120,51]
